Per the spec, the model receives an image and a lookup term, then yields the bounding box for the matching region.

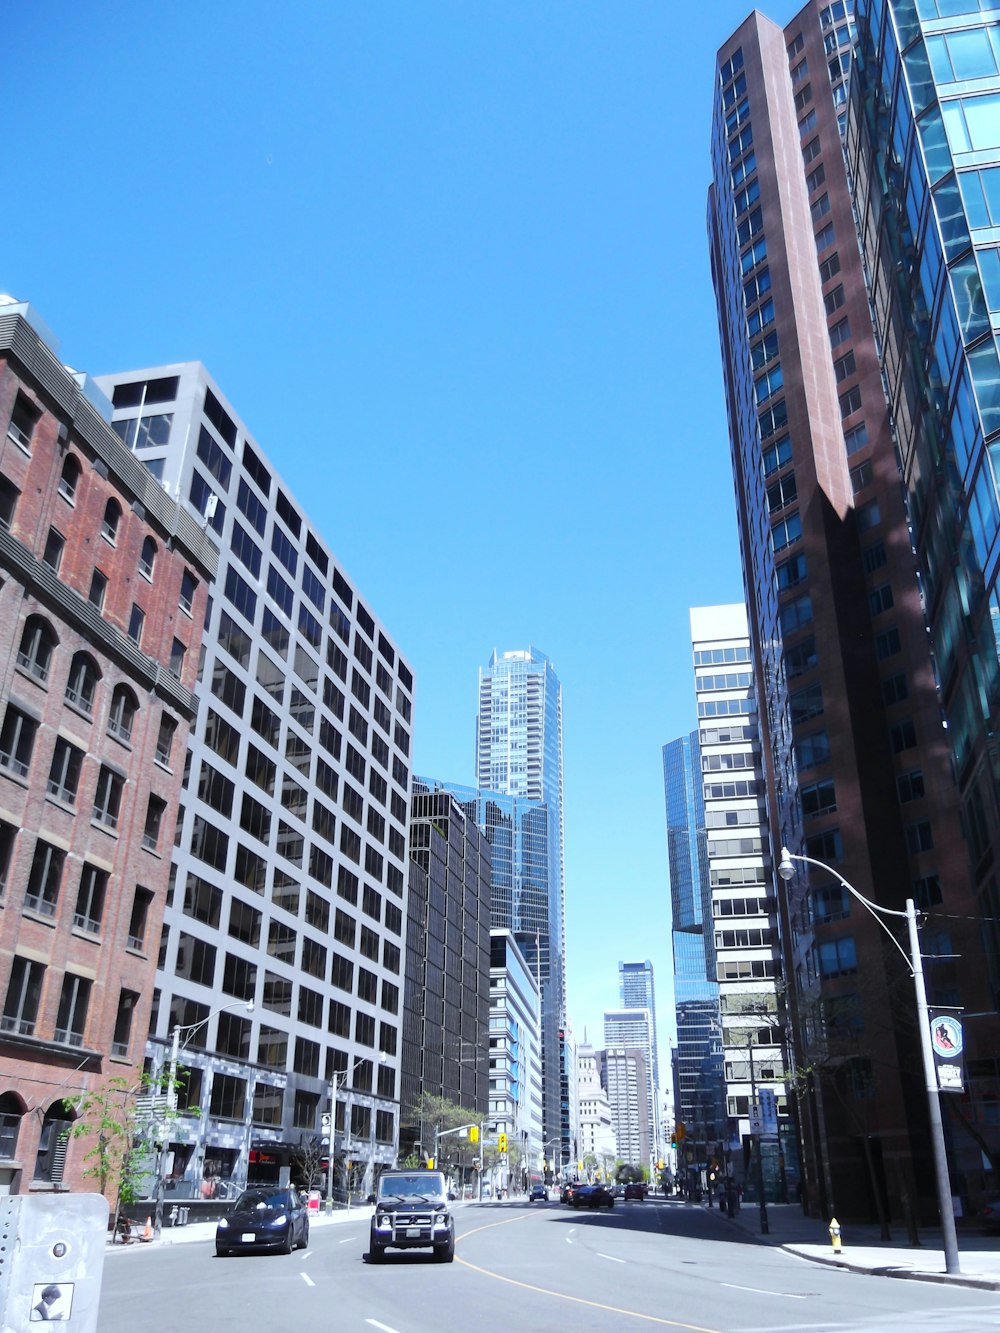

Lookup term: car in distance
[528,1184,548,1203]
[215,1186,309,1256]
[624,1182,647,1201]
[573,1183,615,1210]
[560,1181,583,1205]
[369,1169,455,1263]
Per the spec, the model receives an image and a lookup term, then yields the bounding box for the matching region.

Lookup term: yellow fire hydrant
[829,1217,842,1254]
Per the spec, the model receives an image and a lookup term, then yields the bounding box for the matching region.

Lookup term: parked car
[368,1168,455,1263]
[215,1186,309,1257]
[529,1184,548,1203]
[979,1199,1000,1229]
[573,1182,615,1210]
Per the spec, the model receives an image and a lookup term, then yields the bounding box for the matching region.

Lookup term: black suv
[369,1169,455,1263]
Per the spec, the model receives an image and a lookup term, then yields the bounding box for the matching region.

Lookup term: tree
[65,1076,148,1236]
[291,1135,326,1192]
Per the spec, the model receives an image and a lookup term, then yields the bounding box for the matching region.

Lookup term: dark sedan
[560,1181,583,1204]
[215,1186,310,1256]
[573,1182,615,1210]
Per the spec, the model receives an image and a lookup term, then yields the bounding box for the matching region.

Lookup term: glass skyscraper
[475,648,567,1169]
[663,731,725,1184]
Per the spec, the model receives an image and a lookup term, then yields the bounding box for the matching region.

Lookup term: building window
[839,385,862,418]
[47,737,83,805]
[93,765,125,830]
[906,819,934,854]
[155,714,177,767]
[88,570,108,611]
[125,885,152,951]
[101,499,122,545]
[0,475,19,530]
[108,685,138,743]
[111,990,138,1059]
[169,638,186,679]
[127,604,145,646]
[65,652,99,715]
[0,705,37,778]
[43,528,65,573]
[897,770,925,803]
[143,794,167,851]
[7,393,39,453]
[179,570,197,617]
[54,974,92,1047]
[2,957,44,1036]
[816,937,857,978]
[25,840,65,917]
[890,718,917,753]
[139,536,157,580]
[17,616,57,683]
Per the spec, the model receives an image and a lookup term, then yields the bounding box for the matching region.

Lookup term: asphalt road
[98,1197,1000,1332]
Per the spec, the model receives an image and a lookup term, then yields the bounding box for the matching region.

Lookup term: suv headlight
[433,1212,450,1230]
[375,1214,392,1230]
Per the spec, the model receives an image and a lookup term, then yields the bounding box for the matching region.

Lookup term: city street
[98,1198,1000,1332]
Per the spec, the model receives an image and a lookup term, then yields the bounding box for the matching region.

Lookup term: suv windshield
[377,1173,445,1200]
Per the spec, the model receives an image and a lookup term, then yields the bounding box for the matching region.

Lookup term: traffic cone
[143,1216,153,1241]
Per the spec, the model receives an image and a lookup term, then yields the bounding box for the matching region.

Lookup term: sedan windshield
[233,1190,289,1211]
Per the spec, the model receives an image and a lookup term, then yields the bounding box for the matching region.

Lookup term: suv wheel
[369,1237,386,1264]
[434,1230,455,1263]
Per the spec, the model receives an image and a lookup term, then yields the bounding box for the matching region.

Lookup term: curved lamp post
[329,1052,387,1210]
[157,998,254,1237]
[777,847,960,1275]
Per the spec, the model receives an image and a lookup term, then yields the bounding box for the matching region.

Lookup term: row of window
[3,954,140,1057]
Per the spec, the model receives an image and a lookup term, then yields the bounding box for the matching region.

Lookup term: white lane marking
[597,1252,626,1264]
[300,1273,315,1287]
[339,1236,354,1244]
[721,1283,806,1300]
[367,1323,401,1333]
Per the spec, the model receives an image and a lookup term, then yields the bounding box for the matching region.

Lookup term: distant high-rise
[663,730,724,1184]
[603,1009,656,1167]
[618,961,662,1157]
[690,604,792,1201]
[476,649,567,1170]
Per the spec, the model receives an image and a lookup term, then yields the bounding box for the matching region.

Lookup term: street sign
[759,1089,778,1136]
[748,1102,764,1136]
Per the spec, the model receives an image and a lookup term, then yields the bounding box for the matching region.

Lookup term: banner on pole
[929,1010,965,1093]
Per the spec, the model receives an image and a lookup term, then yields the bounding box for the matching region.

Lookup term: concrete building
[475,648,567,1168]
[663,730,725,1186]
[576,1043,616,1175]
[95,360,415,1203]
[691,604,793,1200]
[602,1011,656,1168]
[400,787,491,1165]
[707,0,1000,1219]
[0,301,216,1195]
[618,961,662,1160]
[600,1046,650,1168]
[489,930,543,1191]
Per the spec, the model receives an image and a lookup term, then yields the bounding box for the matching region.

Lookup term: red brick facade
[0,307,216,1199]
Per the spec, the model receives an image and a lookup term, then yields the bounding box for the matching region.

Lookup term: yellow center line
[453,1214,723,1331]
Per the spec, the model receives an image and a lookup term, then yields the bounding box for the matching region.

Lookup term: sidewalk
[706,1200,1000,1290]
[107,1203,373,1251]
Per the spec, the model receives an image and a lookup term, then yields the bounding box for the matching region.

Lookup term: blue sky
[6,1,792,1064]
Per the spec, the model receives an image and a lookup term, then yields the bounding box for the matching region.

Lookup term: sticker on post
[31,1282,74,1321]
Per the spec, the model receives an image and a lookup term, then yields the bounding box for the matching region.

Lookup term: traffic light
[469,1125,479,1144]
[427,1157,435,1168]
[498,1132,508,1153]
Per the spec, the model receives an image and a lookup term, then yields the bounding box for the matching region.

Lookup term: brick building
[0,299,216,1196]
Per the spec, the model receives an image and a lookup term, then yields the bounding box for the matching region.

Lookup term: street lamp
[157,998,254,1238]
[328,1052,387,1210]
[777,846,961,1275]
